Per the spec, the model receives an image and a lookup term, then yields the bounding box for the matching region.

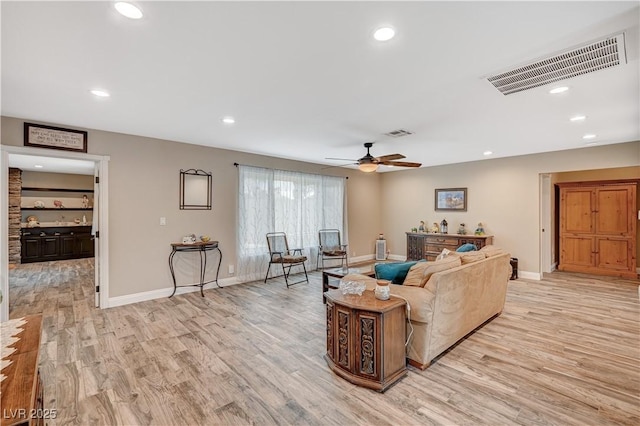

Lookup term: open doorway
[1,145,109,321]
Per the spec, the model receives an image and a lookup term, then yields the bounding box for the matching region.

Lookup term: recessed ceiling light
[570,115,586,122]
[483,151,493,156]
[34,165,43,168]
[115,2,143,19]
[585,142,598,147]
[583,134,597,140]
[373,27,395,41]
[90,89,110,97]
[222,116,235,125]
[549,86,569,94]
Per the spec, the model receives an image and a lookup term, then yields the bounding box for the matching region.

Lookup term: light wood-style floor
[8,259,640,425]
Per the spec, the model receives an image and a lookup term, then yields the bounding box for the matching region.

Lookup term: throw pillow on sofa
[456,251,485,264]
[403,261,430,286]
[404,256,462,288]
[423,255,461,284]
[375,261,417,284]
[456,243,477,252]
[479,245,507,258]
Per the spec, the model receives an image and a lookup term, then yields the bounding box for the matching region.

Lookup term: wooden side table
[324,290,407,392]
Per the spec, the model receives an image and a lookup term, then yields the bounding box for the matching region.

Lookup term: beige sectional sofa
[344,247,511,369]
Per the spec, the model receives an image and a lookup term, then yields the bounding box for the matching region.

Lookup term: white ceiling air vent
[487,33,626,95]
[384,129,413,138]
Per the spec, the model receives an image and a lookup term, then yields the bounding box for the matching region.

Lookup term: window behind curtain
[237,165,345,281]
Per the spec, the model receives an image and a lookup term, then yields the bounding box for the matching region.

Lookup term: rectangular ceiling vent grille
[487,33,626,95]
[384,129,413,138]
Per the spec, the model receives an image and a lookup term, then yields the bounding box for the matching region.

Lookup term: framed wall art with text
[24,122,88,153]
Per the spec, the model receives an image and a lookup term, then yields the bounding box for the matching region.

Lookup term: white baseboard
[518,271,541,280]
[387,254,407,261]
[106,276,240,308]
[350,253,408,263]
[349,254,375,264]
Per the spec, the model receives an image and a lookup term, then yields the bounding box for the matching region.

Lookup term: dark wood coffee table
[322,263,377,303]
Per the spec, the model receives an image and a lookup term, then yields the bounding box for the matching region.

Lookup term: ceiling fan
[326,142,422,172]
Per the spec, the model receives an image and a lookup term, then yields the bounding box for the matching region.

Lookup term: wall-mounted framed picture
[180,169,212,210]
[24,122,88,153]
[435,187,467,211]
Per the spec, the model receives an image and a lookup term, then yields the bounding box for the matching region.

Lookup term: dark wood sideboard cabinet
[406,232,494,261]
[21,226,94,263]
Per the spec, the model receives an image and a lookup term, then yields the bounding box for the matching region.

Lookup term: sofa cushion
[456,243,477,252]
[341,274,436,323]
[417,256,461,287]
[375,261,417,284]
[479,245,507,258]
[403,261,430,286]
[458,251,485,264]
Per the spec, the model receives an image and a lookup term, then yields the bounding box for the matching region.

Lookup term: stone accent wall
[8,168,22,265]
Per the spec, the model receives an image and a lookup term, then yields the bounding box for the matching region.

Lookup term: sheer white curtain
[237,165,345,281]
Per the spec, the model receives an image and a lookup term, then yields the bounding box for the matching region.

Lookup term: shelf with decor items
[21,207,93,211]
[21,187,94,192]
[21,187,94,208]
[21,186,94,227]
[406,232,494,261]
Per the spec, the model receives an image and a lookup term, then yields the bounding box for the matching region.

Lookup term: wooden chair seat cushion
[280,255,307,263]
[322,249,347,256]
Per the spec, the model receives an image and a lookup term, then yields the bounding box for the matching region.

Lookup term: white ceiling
[2,1,639,172]
[8,154,95,175]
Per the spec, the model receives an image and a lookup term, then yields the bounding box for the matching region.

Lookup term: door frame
[0,145,110,321]
[539,173,552,274]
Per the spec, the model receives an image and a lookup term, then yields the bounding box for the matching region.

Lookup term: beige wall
[3,114,638,299]
[380,142,640,275]
[2,116,381,298]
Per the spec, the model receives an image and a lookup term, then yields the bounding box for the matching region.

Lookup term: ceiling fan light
[359,163,378,173]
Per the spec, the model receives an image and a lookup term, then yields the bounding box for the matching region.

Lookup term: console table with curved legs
[169,241,222,297]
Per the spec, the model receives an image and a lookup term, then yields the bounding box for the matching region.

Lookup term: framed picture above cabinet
[435,188,467,211]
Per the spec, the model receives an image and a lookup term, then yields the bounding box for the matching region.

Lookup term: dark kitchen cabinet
[21,226,94,263]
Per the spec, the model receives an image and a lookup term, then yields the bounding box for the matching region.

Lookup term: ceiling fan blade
[376,153,405,162]
[322,162,357,170]
[325,157,358,161]
[379,160,422,168]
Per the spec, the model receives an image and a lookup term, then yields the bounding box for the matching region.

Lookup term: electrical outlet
[352,251,356,257]
[228,264,234,274]
[160,217,166,226]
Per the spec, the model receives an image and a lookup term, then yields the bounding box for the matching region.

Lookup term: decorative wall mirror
[180,169,212,210]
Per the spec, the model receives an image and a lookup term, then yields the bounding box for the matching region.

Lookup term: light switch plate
[160,217,166,226]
